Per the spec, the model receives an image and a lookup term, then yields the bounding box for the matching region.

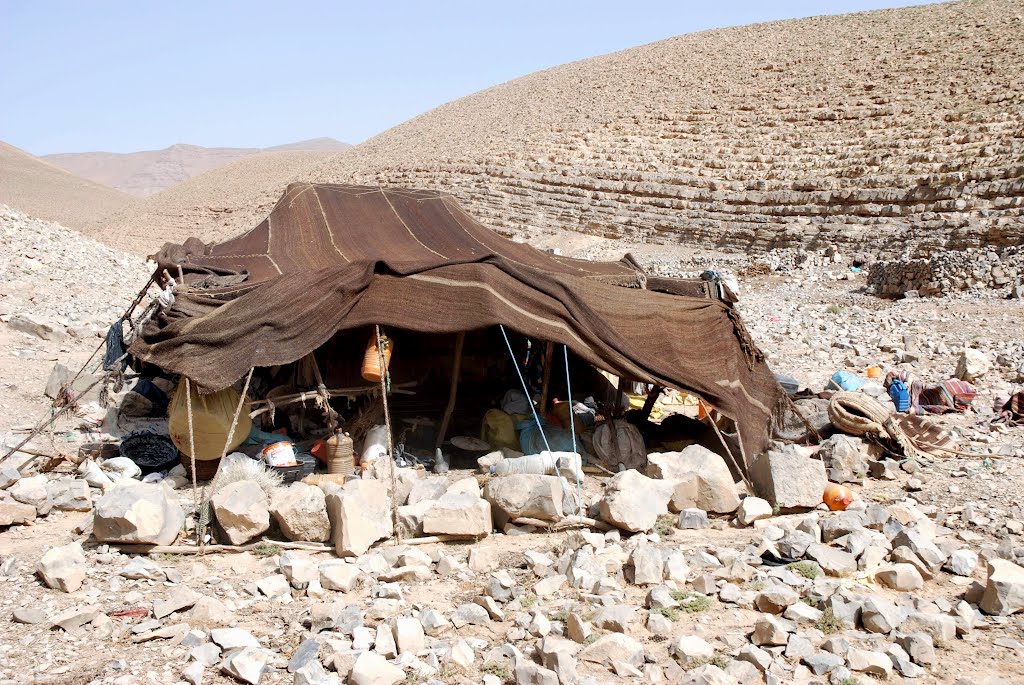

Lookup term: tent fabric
[133,183,786,468]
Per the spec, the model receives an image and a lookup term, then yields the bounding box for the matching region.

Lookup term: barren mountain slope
[0,141,133,230]
[102,0,1024,256]
[43,138,350,197]
[89,150,340,253]
[265,137,352,152]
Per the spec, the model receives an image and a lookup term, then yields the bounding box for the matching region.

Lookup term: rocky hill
[0,205,151,336]
[0,141,134,230]
[99,0,1023,256]
[90,151,342,254]
[43,138,350,197]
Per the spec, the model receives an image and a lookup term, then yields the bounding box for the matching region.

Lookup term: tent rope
[184,378,200,547]
[563,345,583,522]
[499,325,553,454]
[498,326,576,516]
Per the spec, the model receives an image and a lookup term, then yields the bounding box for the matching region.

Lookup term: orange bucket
[866,367,882,379]
[361,335,393,383]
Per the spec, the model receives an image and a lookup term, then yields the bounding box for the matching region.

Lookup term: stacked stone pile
[868,246,1024,298]
[5,444,1024,685]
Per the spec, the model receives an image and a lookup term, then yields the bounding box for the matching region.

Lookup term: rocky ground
[1,213,1023,685]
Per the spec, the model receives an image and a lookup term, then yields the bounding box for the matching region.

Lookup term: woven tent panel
[136,183,786,467]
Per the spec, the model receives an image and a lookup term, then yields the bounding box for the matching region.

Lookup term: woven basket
[182,456,220,481]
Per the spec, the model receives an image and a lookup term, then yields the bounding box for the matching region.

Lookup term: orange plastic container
[866,366,882,379]
[823,483,854,511]
[361,335,393,383]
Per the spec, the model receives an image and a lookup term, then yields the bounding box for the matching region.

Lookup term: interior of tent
[123,322,746,482]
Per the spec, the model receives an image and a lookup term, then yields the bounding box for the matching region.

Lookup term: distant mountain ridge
[43,138,350,197]
[0,141,133,230]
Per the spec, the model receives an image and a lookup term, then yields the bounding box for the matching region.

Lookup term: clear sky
[1,0,940,155]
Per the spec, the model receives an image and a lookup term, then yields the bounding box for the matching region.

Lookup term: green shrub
[786,561,821,580]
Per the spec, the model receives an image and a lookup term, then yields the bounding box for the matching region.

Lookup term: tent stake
[435,331,466,450]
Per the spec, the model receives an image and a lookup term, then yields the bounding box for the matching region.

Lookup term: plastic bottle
[433,448,449,474]
[823,483,854,511]
[360,425,389,470]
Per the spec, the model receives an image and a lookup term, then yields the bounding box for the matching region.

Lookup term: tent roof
[133,183,785,466]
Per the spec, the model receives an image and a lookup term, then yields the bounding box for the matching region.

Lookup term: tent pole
[375,325,401,543]
[435,331,466,450]
[640,385,664,421]
[698,398,753,492]
[538,340,555,414]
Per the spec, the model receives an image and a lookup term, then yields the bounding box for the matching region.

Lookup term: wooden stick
[640,385,664,421]
[698,398,753,492]
[538,340,555,414]
[512,516,612,532]
[248,383,417,418]
[435,331,466,449]
[0,361,124,471]
[402,534,480,545]
[109,540,334,555]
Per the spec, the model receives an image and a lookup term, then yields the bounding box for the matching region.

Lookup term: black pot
[119,433,180,475]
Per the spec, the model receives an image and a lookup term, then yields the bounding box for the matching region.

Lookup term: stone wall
[867,246,1024,297]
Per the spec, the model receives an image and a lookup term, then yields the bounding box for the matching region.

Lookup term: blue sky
[1,1,938,155]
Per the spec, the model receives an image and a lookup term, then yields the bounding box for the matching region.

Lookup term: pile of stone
[8,432,1024,685]
[0,466,95,528]
[867,246,1024,298]
[0,204,153,341]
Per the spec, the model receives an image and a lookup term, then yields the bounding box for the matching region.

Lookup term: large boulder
[776,397,834,442]
[578,633,644,668]
[93,481,185,546]
[750,448,827,510]
[422,492,492,537]
[270,482,330,542]
[36,542,86,592]
[47,479,92,512]
[9,475,52,515]
[955,348,990,382]
[406,477,448,505]
[396,500,435,537]
[980,559,1024,616]
[349,651,404,685]
[816,435,871,483]
[0,501,37,526]
[484,474,565,528]
[646,446,740,514]
[326,478,393,556]
[598,470,673,533]
[212,480,271,545]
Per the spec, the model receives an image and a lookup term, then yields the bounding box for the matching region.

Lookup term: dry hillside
[101,0,1024,256]
[43,138,350,197]
[90,151,343,253]
[0,141,133,230]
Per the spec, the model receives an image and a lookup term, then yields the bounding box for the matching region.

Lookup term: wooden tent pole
[641,385,664,420]
[538,340,555,414]
[435,331,466,449]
